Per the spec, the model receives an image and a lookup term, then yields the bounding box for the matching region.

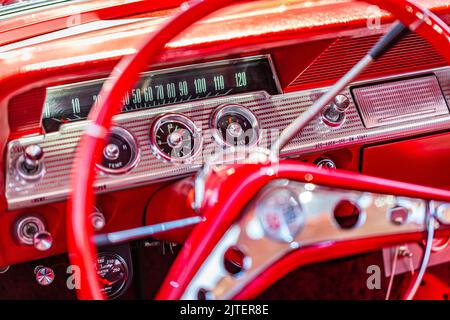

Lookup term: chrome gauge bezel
[150,113,203,163]
[96,127,140,175]
[211,104,261,148]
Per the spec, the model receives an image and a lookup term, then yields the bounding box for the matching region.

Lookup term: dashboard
[0,1,450,297]
[5,64,450,209]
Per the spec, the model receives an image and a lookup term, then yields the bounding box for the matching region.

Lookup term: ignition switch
[14,215,53,251]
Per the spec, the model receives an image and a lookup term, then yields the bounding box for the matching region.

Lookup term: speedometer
[42,55,281,132]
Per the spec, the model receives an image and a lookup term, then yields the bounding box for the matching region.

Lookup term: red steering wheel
[68,0,450,300]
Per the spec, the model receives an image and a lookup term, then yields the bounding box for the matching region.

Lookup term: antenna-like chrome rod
[94,216,203,246]
[269,22,409,161]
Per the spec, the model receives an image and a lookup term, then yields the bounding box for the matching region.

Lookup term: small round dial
[150,114,202,162]
[211,104,259,147]
[96,252,129,299]
[97,127,139,174]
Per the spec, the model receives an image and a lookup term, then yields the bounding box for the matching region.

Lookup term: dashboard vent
[288,33,447,91]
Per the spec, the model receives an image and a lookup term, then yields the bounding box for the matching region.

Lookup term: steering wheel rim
[67,0,450,300]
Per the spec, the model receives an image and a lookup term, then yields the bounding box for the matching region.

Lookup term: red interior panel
[362,132,450,188]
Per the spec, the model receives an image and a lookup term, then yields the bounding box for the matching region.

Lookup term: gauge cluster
[5,65,450,209]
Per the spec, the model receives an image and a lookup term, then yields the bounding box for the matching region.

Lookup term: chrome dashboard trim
[5,66,450,210]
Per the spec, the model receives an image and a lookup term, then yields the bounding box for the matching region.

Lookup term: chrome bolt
[315,158,336,170]
[389,206,410,225]
[398,245,413,258]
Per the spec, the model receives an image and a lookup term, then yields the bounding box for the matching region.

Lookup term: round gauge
[256,187,305,243]
[96,252,129,299]
[97,127,139,174]
[150,114,202,162]
[211,104,260,147]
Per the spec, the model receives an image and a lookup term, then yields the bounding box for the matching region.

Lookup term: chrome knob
[322,94,350,127]
[33,231,53,251]
[90,209,106,231]
[34,266,55,286]
[16,144,45,180]
[168,131,183,147]
[315,158,336,170]
[23,145,44,171]
[332,94,350,112]
[389,206,410,225]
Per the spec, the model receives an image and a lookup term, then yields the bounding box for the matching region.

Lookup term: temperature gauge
[96,127,139,174]
[96,252,129,299]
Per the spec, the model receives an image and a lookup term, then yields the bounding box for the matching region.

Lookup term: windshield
[0,0,72,18]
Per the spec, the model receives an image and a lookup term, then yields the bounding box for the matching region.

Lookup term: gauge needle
[99,278,113,286]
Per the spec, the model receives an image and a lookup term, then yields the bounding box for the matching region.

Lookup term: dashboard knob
[16,144,45,180]
[23,145,44,171]
[315,158,336,170]
[33,231,53,251]
[333,94,350,112]
[322,94,350,127]
[34,266,55,286]
[14,215,52,251]
[389,206,410,225]
[90,209,106,231]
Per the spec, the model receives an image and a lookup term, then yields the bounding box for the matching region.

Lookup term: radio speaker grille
[352,75,449,128]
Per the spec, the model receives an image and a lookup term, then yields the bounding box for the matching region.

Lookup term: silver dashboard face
[5,66,450,210]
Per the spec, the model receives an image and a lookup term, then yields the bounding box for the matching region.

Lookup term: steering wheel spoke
[177,178,447,300]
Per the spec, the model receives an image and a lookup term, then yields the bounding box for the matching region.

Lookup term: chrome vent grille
[352,75,449,128]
